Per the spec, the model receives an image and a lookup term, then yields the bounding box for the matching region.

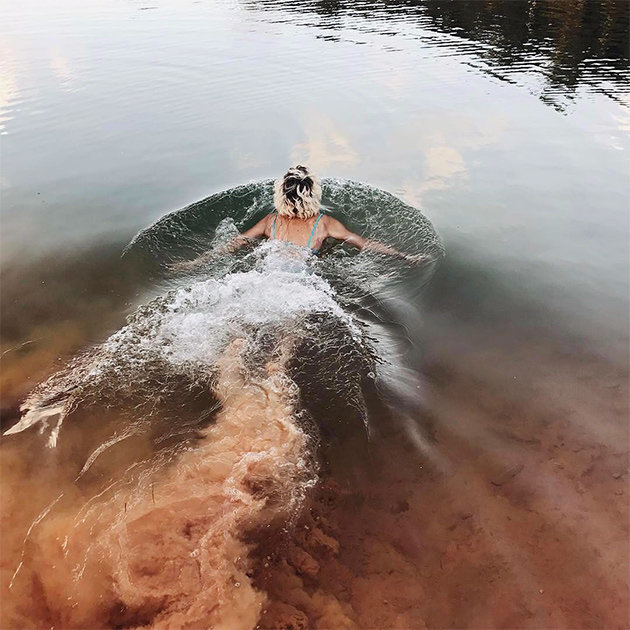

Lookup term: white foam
[109,241,360,369]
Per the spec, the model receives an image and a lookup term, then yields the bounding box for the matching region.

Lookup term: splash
[8,242,363,448]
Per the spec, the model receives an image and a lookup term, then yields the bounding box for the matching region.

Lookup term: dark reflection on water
[243,0,630,108]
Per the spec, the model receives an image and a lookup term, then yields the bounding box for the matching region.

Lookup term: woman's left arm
[325,217,433,264]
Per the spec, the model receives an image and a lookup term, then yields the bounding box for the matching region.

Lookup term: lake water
[1,1,628,628]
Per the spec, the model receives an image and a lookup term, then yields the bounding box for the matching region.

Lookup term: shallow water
[1,1,629,628]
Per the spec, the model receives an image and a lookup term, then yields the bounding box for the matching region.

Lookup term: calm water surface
[1,1,629,628]
[2,0,629,349]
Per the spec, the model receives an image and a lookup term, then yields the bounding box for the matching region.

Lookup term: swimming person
[176,165,431,269]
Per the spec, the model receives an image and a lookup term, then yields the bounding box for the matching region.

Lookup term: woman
[177,165,429,268]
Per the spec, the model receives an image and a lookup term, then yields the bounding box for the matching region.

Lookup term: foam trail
[75,425,144,480]
[8,492,65,591]
[4,404,66,439]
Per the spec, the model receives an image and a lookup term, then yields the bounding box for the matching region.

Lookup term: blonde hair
[274,165,322,219]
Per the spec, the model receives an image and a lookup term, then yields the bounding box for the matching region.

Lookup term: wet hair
[274,165,322,219]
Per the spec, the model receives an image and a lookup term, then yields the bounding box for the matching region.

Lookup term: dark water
[1,1,628,628]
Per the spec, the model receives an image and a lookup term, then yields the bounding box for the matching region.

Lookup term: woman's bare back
[263,213,326,250]
[243,213,369,253]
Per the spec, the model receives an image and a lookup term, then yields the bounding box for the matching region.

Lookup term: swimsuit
[271,212,323,254]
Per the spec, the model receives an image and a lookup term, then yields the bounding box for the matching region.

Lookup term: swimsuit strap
[306,213,323,249]
[271,212,322,249]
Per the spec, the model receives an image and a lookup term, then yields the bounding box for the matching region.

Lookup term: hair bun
[286,165,310,182]
[274,165,322,220]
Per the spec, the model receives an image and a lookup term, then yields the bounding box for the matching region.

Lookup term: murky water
[1,1,628,628]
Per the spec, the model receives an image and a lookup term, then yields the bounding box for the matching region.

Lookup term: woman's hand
[168,261,193,273]
[168,254,211,273]
[404,253,436,266]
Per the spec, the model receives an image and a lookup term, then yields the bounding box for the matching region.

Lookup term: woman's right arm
[172,215,271,271]
[240,214,271,240]
[217,214,270,253]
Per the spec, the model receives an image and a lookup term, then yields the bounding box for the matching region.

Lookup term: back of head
[274,165,322,219]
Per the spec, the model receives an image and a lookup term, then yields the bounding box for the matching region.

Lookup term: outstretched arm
[325,217,432,263]
[172,215,270,271]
